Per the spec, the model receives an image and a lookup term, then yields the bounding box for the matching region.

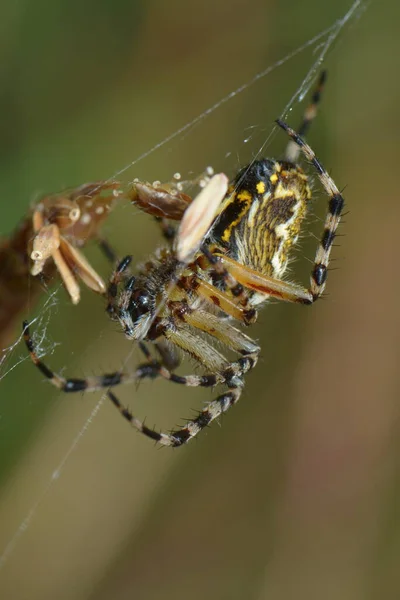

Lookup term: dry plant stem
[0,219,56,354]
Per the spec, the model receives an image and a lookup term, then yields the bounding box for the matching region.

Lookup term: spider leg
[23,321,129,392]
[284,70,327,162]
[276,119,344,300]
[178,273,257,324]
[216,255,313,304]
[182,308,259,355]
[136,313,259,388]
[154,217,177,243]
[97,236,119,264]
[139,339,181,371]
[108,384,243,447]
[196,245,252,310]
[23,320,257,392]
[136,347,258,389]
[106,255,133,317]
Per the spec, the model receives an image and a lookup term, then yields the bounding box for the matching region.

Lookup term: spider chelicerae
[24,71,345,447]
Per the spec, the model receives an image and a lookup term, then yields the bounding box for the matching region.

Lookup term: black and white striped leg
[297,70,327,138]
[276,119,344,300]
[284,70,327,162]
[23,321,133,392]
[108,384,243,447]
[135,351,258,389]
[23,320,257,392]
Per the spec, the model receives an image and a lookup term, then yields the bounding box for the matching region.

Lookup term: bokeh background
[1,0,400,599]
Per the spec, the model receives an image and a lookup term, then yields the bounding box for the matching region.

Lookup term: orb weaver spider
[24,72,344,447]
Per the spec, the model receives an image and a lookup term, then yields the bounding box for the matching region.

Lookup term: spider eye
[129,290,151,318]
[137,294,150,312]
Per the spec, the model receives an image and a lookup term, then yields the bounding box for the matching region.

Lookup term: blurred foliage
[1,0,400,599]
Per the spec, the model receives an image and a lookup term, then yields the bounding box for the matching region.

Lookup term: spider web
[0,0,367,582]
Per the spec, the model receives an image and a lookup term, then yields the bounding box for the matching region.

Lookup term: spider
[24,71,345,447]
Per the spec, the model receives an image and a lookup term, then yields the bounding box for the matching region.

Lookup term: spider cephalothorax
[107,251,179,340]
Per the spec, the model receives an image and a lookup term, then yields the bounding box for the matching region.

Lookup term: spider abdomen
[212,160,311,279]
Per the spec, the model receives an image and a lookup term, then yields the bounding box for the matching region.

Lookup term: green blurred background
[1,0,400,598]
